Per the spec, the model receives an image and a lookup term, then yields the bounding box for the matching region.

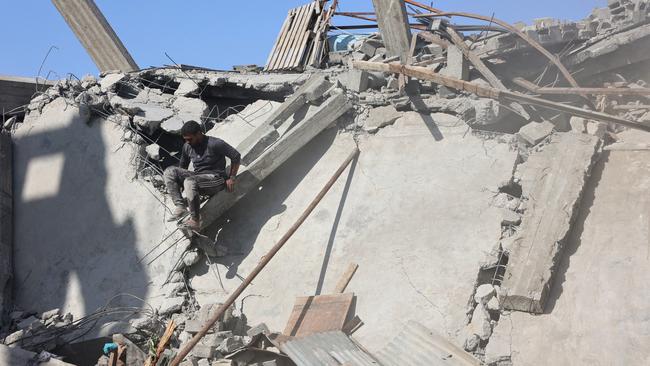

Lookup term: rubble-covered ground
[2,1,650,365]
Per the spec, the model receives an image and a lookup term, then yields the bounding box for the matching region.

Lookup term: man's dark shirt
[179,136,241,178]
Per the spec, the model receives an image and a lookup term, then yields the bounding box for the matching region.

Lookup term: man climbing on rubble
[164,120,241,231]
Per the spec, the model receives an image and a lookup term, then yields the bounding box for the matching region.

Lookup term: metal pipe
[170,147,360,365]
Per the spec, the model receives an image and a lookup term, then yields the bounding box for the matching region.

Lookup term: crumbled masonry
[2,1,650,365]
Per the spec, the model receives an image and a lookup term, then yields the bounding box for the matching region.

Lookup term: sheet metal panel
[280,331,380,366]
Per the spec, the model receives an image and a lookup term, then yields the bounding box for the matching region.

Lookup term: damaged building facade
[1,0,650,365]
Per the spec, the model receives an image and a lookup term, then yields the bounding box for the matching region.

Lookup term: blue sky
[0,1,605,79]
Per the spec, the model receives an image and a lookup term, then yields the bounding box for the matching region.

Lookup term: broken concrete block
[484,321,512,365]
[145,144,161,161]
[363,105,403,133]
[442,45,469,81]
[500,209,522,226]
[182,250,200,267]
[569,116,587,133]
[9,311,25,321]
[469,303,493,341]
[517,120,555,146]
[99,73,126,92]
[191,344,217,359]
[472,98,505,126]
[502,133,600,313]
[486,296,500,311]
[217,336,244,354]
[199,91,353,228]
[246,322,269,337]
[586,120,607,138]
[338,69,370,93]
[4,329,25,345]
[159,297,185,315]
[463,333,480,352]
[474,284,496,305]
[175,79,201,96]
[17,316,43,330]
[185,319,208,334]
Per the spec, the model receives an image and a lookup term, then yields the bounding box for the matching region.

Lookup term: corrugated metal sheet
[280,331,381,366]
[373,321,481,366]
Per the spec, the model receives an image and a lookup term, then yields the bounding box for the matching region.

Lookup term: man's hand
[226,177,236,192]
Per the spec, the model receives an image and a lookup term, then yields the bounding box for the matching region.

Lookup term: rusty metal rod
[170,147,360,366]
[411,11,583,92]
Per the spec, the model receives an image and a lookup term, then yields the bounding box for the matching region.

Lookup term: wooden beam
[334,263,359,293]
[352,60,650,132]
[372,0,412,63]
[445,25,504,89]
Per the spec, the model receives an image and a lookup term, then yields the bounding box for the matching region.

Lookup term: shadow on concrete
[407,92,444,141]
[12,111,147,329]
[544,151,609,314]
[199,128,338,280]
[314,154,358,295]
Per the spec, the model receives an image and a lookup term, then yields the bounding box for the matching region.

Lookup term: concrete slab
[190,111,517,351]
[502,132,600,313]
[491,140,650,365]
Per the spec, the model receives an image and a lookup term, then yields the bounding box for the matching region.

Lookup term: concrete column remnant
[51,0,139,72]
[0,132,12,326]
[371,0,412,63]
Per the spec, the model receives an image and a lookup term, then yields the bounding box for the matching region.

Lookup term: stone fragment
[442,45,469,81]
[338,69,370,93]
[500,209,522,226]
[246,322,269,337]
[586,121,607,138]
[217,336,244,354]
[363,105,403,133]
[484,321,512,365]
[175,79,201,96]
[185,319,207,334]
[502,133,600,313]
[191,344,217,359]
[17,316,42,330]
[474,284,496,304]
[517,120,555,146]
[463,333,480,352]
[145,144,161,161]
[99,73,126,92]
[472,99,505,126]
[4,329,25,345]
[159,297,185,315]
[487,296,501,311]
[182,250,200,267]
[569,116,587,133]
[469,303,493,340]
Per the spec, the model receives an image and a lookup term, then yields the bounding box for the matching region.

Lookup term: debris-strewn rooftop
[2,1,650,365]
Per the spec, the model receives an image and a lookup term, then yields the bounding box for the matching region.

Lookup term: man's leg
[183,174,225,225]
[164,166,194,220]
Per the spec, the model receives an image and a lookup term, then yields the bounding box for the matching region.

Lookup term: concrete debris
[517,120,555,146]
[502,133,600,313]
[362,105,403,133]
[4,3,650,365]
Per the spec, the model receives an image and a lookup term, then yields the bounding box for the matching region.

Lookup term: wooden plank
[265,8,294,70]
[291,1,318,69]
[305,4,326,68]
[268,9,298,70]
[283,293,354,337]
[279,3,311,70]
[288,2,315,69]
[334,263,359,293]
[341,315,363,335]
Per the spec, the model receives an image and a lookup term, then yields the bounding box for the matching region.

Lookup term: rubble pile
[2,1,650,365]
